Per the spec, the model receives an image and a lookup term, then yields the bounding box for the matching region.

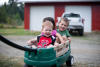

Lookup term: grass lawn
[0,28,41,36]
[0,55,24,67]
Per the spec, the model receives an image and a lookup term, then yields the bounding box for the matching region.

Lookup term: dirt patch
[0,32,100,66]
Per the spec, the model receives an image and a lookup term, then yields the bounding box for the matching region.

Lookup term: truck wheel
[66,55,74,67]
[79,29,83,36]
[24,64,33,67]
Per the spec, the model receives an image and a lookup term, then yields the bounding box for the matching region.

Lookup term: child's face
[42,26,52,37]
[58,20,68,31]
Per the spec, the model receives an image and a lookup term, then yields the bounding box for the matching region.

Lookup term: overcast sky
[0,0,9,6]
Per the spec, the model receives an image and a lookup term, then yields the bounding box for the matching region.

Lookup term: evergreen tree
[0,3,7,23]
[0,0,24,26]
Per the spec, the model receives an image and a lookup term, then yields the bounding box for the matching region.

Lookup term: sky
[0,0,9,6]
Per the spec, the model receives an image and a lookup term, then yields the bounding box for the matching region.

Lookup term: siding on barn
[55,5,65,23]
[24,3,30,30]
[92,5,100,31]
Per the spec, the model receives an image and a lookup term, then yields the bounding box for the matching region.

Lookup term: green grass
[0,28,41,36]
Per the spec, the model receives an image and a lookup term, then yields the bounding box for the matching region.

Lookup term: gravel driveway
[0,32,100,66]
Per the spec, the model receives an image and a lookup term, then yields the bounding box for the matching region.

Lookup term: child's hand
[47,44,54,48]
[32,45,37,48]
[27,40,35,45]
[27,40,32,45]
[27,39,37,45]
[68,37,71,43]
[54,42,59,47]
[27,38,37,45]
[61,40,66,45]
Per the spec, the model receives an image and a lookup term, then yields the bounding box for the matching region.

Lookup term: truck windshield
[64,13,80,17]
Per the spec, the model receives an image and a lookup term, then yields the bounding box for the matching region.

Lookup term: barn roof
[17,0,100,3]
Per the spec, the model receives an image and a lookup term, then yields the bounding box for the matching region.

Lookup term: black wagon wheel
[51,64,57,67]
[24,64,33,67]
[66,55,74,67]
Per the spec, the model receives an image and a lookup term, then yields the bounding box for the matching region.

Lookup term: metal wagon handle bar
[0,35,37,53]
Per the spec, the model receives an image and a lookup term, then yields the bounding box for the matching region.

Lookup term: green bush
[0,24,4,28]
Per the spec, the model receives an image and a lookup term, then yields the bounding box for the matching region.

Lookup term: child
[27,17,65,46]
[37,21,56,48]
[42,17,65,44]
[56,17,71,43]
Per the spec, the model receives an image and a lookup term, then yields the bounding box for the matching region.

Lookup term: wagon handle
[0,35,37,53]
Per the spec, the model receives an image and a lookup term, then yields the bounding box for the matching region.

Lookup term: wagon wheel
[24,64,33,67]
[51,64,57,67]
[66,55,74,67]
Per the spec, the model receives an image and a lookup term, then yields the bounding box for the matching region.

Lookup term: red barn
[17,0,100,32]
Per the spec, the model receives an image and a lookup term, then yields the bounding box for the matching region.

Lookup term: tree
[9,0,15,5]
[17,3,24,20]
[0,0,24,26]
[0,3,7,23]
